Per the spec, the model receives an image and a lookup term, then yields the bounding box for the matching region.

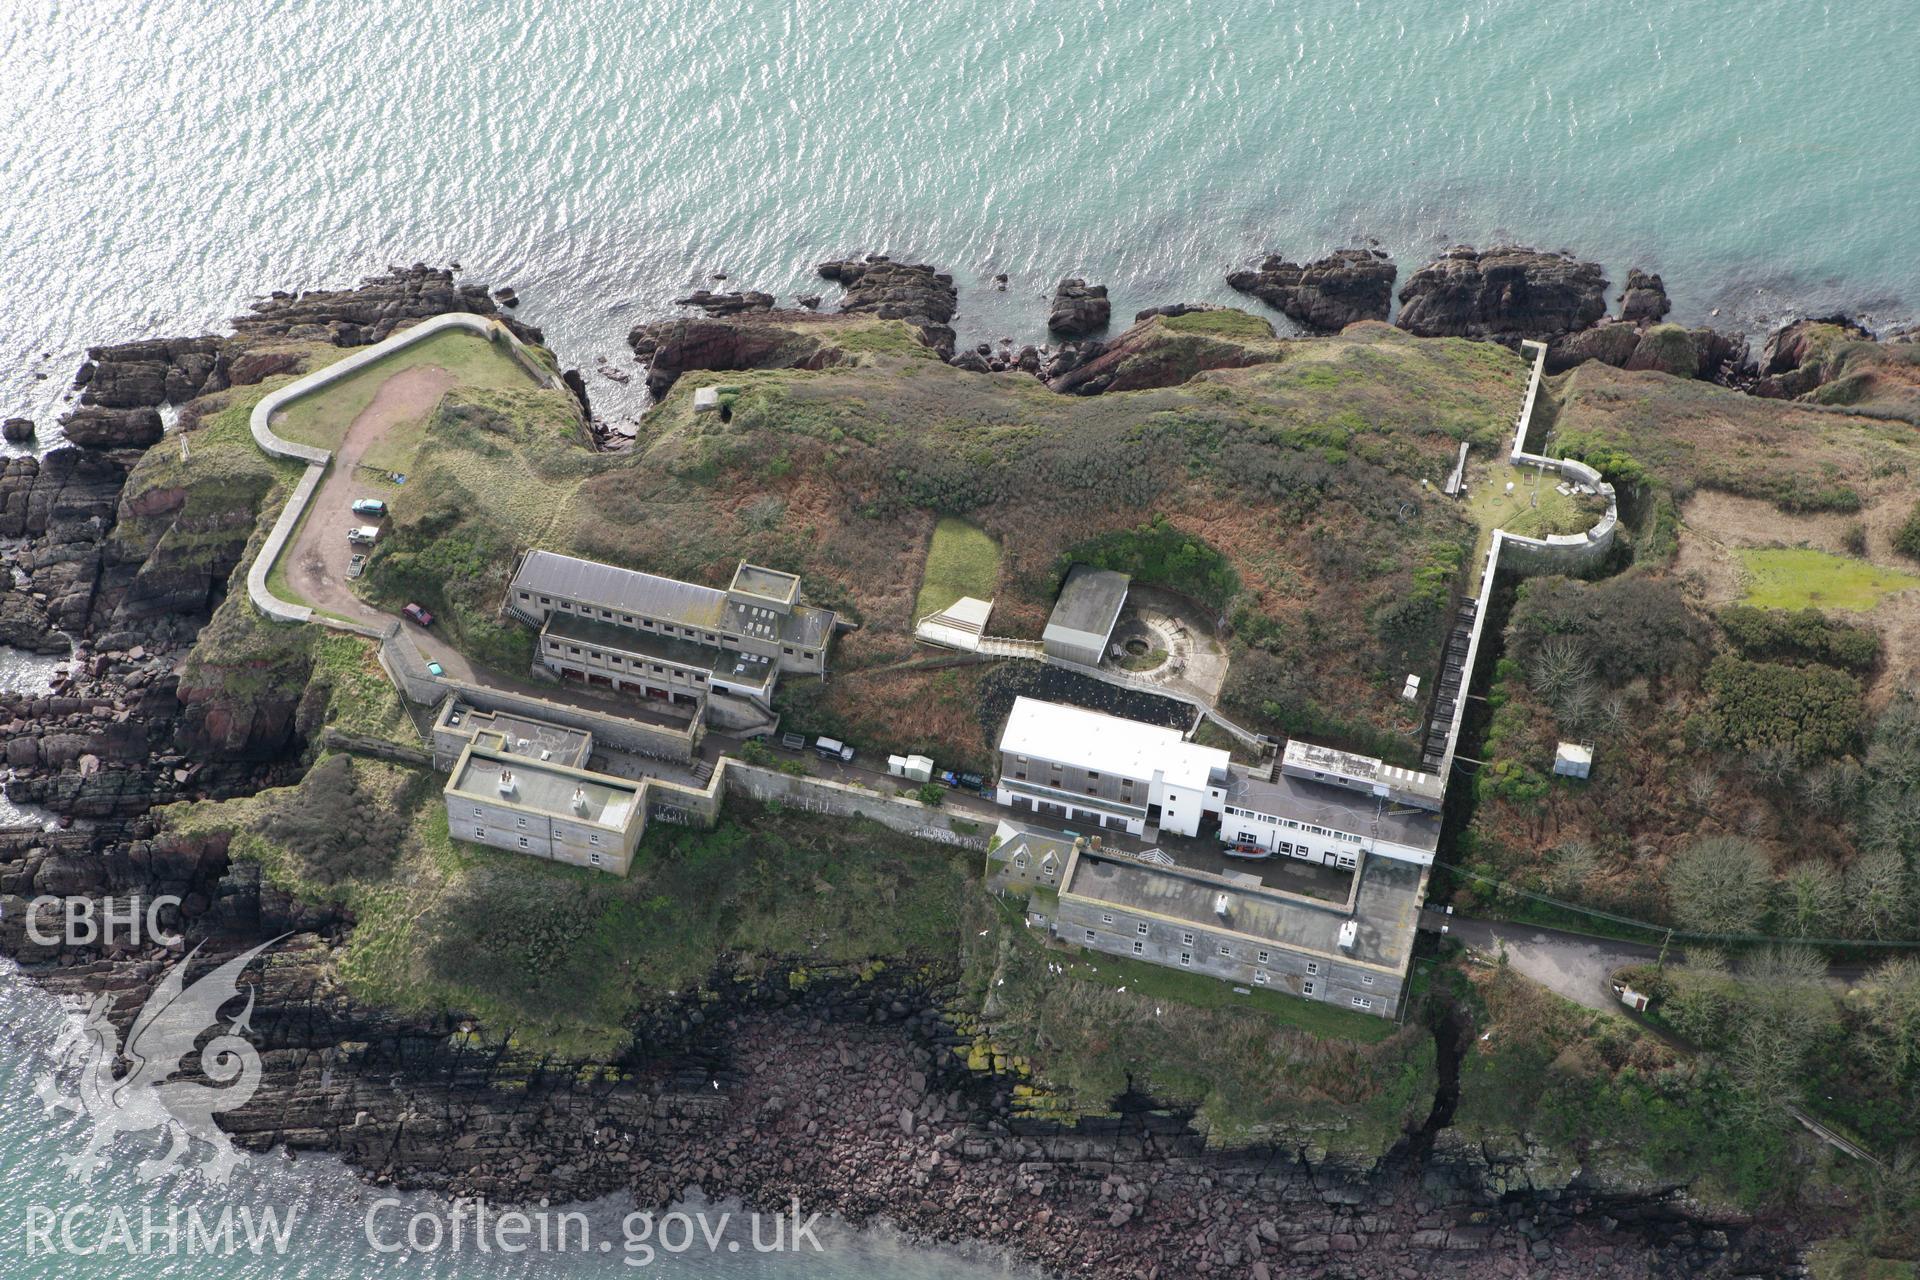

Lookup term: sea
[1,0,1915,1272]
[1,0,1916,438]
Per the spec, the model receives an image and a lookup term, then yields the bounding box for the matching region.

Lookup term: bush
[1702,655,1863,761]
[253,754,406,887]
[1717,605,1880,672]
[1509,575,1710,688]
[1665,836,1772,935]
[1061,516,1239,611]
[1895,499,1920,562]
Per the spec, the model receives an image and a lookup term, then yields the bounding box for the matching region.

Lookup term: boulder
[1617,268,1670,324]
[1047,278,1111,337]
[59,406,164,450]
[1395,245,1608,341]
[1227,248,1395,330]
[2,418,34,443]
[673,290,775,318]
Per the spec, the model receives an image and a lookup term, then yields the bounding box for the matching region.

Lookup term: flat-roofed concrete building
[443,733,644,875]
[1221,752,1444,869]
[1053,840,1426,1018]
[505,551,836,716]
[431,697,594,772]
[1042,565,1130,666]
[995,697,1227,838]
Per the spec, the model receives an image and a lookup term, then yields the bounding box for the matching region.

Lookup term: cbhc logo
[20,896,183,948]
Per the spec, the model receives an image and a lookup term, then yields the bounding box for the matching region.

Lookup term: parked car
[401,602,434,627]
[345,553,367,579]
[425,661,444,677]
[813,736,855,763]
[778,732,808,751]
[346,525,380,545]
[350,498,388,517]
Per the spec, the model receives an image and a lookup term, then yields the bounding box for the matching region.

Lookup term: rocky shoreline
[2,259,1902,1276]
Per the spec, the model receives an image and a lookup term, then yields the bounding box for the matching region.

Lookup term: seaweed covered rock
[1047,278,1111,337]
[815,255,957,357]
[1395,245,1607,341]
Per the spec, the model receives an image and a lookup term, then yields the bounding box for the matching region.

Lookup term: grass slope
[913,516,1002,619]
[1738,547,1920,610]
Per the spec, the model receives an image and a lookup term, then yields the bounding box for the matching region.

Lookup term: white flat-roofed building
[994,697,1228,838]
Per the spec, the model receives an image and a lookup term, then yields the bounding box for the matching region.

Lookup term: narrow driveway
[1421,909,1667,1013]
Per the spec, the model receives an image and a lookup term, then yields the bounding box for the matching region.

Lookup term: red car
[401,603,434,627]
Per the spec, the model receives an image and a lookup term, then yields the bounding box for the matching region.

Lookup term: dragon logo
[36,938,281,1185]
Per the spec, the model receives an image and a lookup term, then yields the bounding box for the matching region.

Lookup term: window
[517,836,530,849]
[1306,961,1319,976]
[1217,943,1231,957]
[802,651,814,661]
[1302,980,1316,997]
[1179,952,1192,967]
[1101,913,1114,925]
[1181,932,1195,946]
[1361,975,1374,985]
[568,646,581,655]
[538,596,550,605]
[620,614,633,625]
[1087,771,1100,780]
[1135,922,1149,936]
[589,835,601,847]
[474,827,486,839]
[516,817,527,829]
[1132,940,1144,955]
[1013,852,1028,869]
[1254,969,1268,985]
[1085,929,1096,943]
[472,807,482,817]
[1013,771,1026,781]
[600,609,613,619]
[1257,950,1270,964]
[1351,996,1373,1010]
[589,853,602,866]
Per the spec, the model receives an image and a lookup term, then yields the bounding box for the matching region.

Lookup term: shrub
[253,754,406,887]
[1061,516,1239,610]
[1701,655,1863,761]
[1508,575,1710,688]
[1665,836,1772,935]
[1717,605,1880,672]
[1895,499,1920,562]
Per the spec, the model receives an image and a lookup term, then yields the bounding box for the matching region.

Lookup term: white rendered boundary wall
[246,312,566,626]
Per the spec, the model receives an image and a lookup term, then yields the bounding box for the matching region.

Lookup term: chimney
[570,786,589,815]
[497,768,516,797]
[1213,893,1230,919]
[1337,919,1359,952]
[1090,835,1103,851]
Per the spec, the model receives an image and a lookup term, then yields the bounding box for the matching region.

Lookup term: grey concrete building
[1051,842,1426,1019]
[443,731,645,875]
[1041,565,1130,666]
[431,698,593,772]
[506,552,837,707]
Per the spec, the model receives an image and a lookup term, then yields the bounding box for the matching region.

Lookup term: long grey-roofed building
[1052,841,1427,1018]
[506,550,837,711]
[1221,758,1442,867]
[1042,565,1131,666]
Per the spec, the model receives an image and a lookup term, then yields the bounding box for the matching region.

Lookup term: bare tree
[1847,848,1915,940]
[1775,861,1844,939]
[1853,956,1920,1088]
[1665,836,1772,935]
[1529,636,1595,702]
[1547,840,1600,896]
[1683,767,1720,812]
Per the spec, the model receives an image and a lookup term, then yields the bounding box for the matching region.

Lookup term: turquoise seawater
[2,0,1916,436]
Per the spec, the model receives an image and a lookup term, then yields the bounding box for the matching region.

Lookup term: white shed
[1553,741,1594,779]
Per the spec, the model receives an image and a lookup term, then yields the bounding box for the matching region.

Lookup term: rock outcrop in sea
[1047,277,1111,337]
[1227,248,1396,330]
[1395,245,1608,341]
[814,254,958,358]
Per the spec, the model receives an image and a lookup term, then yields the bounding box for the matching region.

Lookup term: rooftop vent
[1213,893,1231,919]
[570,786,589,815]
[497,769,516,797]
[1337,919,1359,952]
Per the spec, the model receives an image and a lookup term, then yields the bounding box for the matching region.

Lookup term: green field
[270,329,539,456]
[913,516,1003,619]
[1738,547,1920,610]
